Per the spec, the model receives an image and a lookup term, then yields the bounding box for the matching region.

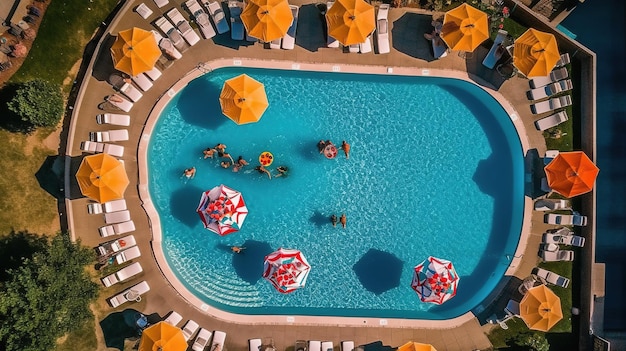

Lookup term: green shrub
[6,79,64,131]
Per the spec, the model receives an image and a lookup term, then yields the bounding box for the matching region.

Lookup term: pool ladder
[196,62,212,73]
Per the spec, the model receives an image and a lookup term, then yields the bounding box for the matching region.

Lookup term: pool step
[186,270,264,307]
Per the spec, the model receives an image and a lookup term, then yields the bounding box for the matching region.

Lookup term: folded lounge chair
[204,1,230,34]
[376,4,390,54]
[535,110,569,131]
[101,262,143,287]
[281,5,298,50]
[341,341,354,351]
[90,129,129,143]
[326,2,339,48]
[185,0,216,39]
[164,311,183,326]
[545,212,588,226]
[182,320,199,341]
[482,29,508,69]
[136,3,154,19]
[249,339,263,351]
[80,141,125,157]
[105,210,131,224]
[532,267,570,288]
[541,249,574,262]
[166,8,201,46]
[99,220,136,237]
[534,198,568,211]
[107,94,134,112]
[155,16,187,51]
[527,79,573,101]
[321,341,333,351]
[88,199,128,214]
[529,66,569,89]
[211,330,226,351]
[192,328,212,351]
[109,280,150,307]
[228,1,245,40]
[114,245,141,264]
[96,113,131,126]
[530,95,572,115]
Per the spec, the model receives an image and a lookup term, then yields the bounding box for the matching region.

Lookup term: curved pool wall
[138,59,532,327]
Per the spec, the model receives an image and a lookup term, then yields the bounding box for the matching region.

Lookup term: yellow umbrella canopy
[110,27,161,76]
[519,285,563,332]
[76,154,129,203]
[219,74,269,125]
[397,341,438,351]
[513,28,561,77]
[241,0,294,43]
[139,321,188,351]
[325,0,375,46]
[440,3,489,52]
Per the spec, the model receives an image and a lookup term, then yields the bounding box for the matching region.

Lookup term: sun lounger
[144,66,162,81]
[534,199,568,211]
[80,141,125,157]
[535,110,569,131]
[347,43,359,53]
[326,2,339,48]
[204,1,229,34]
[281,5,298,50]
[114,245,141,264]
[107,94,134,112]
[560,234,585,247]
[155,16,186,51]
[432,34,448,59]
[185,0,216,39]
[269,38,281,49]
[249,339,263,351]
[527,79,573,100]
[530,95,572,115]
[529,66,569,89]
[154,0,169,8]
[90,129,129,143]
[131,73,153,92]
[341,341,354,351]
[482,30,508,69]
[360,35,372,53]
[99,220,136,237]
[555,53,570,67]
[166,8,201,46]
[505,299,520,317]
[545,212,588,226]
[376,4,390,54]
[182,320,199,341]
[541,249,574,262]
[96,113,130,126]
[136,3,154,19]
[309,341,322,351]
[88,199,128,214]
[543,149,560,165]
[151,29,183,60]
[192,328,212,351]
[164,311,183,326]
[228,1,245,40]
[532,267,570,288]
[321,341,333,351]
[109,280,150,307]
[104,209,131,224]
[96,234,137,257]
[101,262,143,287]
[542,232,564,245]
[211,330,226,351]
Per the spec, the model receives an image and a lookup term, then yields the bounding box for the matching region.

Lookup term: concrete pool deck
[63,1,563,350]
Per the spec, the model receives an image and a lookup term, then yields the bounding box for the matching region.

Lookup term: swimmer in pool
[330,214,338,227]
[341,140,351,159]
[203,147,216,159]
[183,167,196,179]
[340,213,347,228]
[237,156,249,167]
[255,165,272,179]
[275,165,288,178]
[317,140,326,153]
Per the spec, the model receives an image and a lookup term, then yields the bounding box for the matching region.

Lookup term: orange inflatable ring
[119,239,126,247]
[324,144,337,159]
[259,151,274,166]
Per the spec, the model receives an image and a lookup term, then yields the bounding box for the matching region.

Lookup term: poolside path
[65,1,551,350]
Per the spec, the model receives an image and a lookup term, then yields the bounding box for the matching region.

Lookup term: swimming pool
[147,67,524,320]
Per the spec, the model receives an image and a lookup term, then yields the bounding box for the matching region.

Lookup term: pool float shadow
[227,239,273,284]
[169,185,205,227]
[177,78,226,130]
[353,249,403,295]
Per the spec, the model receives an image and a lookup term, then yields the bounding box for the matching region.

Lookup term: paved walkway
[64,1,556,350]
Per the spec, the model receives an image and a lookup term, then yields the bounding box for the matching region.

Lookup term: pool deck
[64,1,557,350]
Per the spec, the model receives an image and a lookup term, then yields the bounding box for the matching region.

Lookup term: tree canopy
[6,79,64,131]
[0,231,99,351]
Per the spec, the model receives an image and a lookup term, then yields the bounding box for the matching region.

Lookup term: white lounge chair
[115,245,141,264]
[96,113,130,126]
[109,280,150,307]
[155,16,187,51]
[96,234,137,257]
[544,149,560,165]
[154,0,169,8]
[80,141,125,157]
[505,299,520,317]
[131,73,153,92]
[555,52,570,67]
[107,94,133,112]
[250,339,263,351]
[376,4,389,54]
[228,1,245,40]
[321,341,334,351]
[527,79,573,101]
[88,199,127,214]
[281,5,298,50]
[482,30,508,69]
[535,110,569,131]
[182,320,199,341]
[534,199,568,211]
[192,328,212,351]
[551,226,574,236]
[105,209,131,224]
[101,262,143,287]
[136,3,154,19]
[326,2,339,48]
[204,1,229,34]
[532,267,570,288]
[269,38,281,49]
[185,0,216,39]
[529,67,569,89]
[348,43,359,53]
[545,212,588,226]
[341,341,354,351]
[560,234,585,247]
[164,311,183,326]
[541,249,574,262]
[144,66,162,81]
[308,341,322,351]
[530,95,572,115]
[360,35,372,53]
[152,29,183,60]
[166,8,201,46]
[99,220,136,237]
[211,330,226,351]
[90,129,129,143]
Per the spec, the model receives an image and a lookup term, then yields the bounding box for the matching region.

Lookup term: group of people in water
[317,140,350,159]
[330,213,347,228]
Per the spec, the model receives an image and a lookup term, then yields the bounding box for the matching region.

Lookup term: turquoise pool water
[147,67,524,319]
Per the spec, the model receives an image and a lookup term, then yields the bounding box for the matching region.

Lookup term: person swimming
[183,167,196,179]
[221,161,231,169]
[341,140,351,159]
[340,213,347,228]
[275,165,288,177]
[237,156,249,167]
[231,246,246,254]
[330,214,338,227]
[203,147,216,159]
[215,143,227,157]
[317,140,326,153]
[255,165,272,179]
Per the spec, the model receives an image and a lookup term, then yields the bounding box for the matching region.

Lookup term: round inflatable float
[259,151,274,166]
[324,143,338,159]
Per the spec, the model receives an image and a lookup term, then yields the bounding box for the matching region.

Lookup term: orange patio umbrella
[111,27,161,76]
[76,154,129,203]
[513,28,560,77]
[219,74,269,125]
[440,3,489,52]
[519,284,563,332]
[544,151,599,198]
[397,341,438,351]
[325,0,375,46]
[138,321,188,351]
[241,0,293,43]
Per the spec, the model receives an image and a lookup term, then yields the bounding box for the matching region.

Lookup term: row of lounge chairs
[164,311,226,351]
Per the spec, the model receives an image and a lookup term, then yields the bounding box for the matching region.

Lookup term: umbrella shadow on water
[35,155,64,199]
[177,77,226,130]
[170,185,205,227]
[228,239,273,284]
[353,249,403,295]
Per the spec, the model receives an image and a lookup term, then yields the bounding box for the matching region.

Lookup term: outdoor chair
[166,8,201,46]
[529,66,569,89]
[249,338,263,351]
[535,110,569,131]
[309,341,322,351]
[534,198,569,211]
[163,311,183,326]
[155,16,186,51]
[136,3,154,19]
[281,5,299,50]
[90,129,129,143]
[530,95,572,114]
[101,262,143,287]
[322,341,333,351]
[99,220,136,237]
[532,267,570,288]
[192,329,212,351]
[228,0,245,41]
[482,29,508,69]
[104,209,131,224]
[204,1,230,34]
[541,249,574,262]
[182,320,199,341]
[527,79,573,100]
[376,4,390,54]
[341,341,354,351]
[360,35,372,53]
[109,280,150,307]
[212,330,227,351]
[114,245,141,264]
[96,113,131,126]
[184,0,216,39]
